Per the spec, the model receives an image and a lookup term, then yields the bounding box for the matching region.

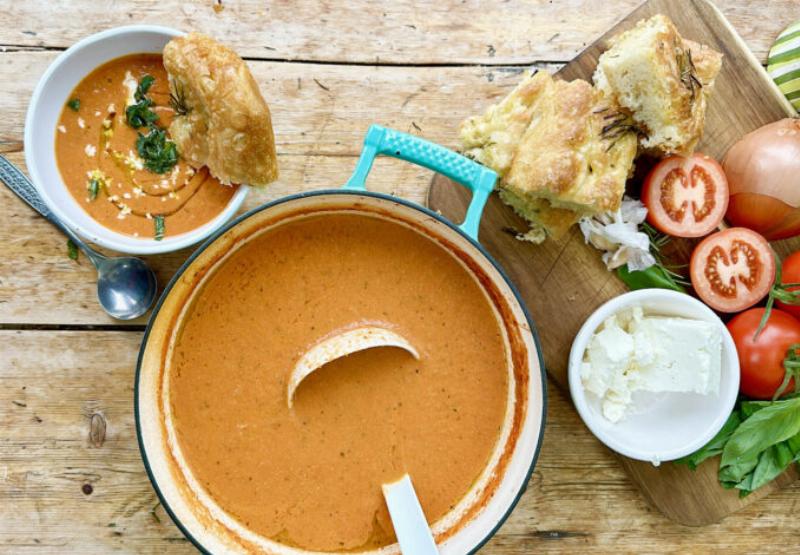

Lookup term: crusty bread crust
[163,33,278,187]
[593,14,722,156]
[461,71,637,241]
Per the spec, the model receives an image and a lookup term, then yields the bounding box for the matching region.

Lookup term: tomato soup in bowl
[55,53,238,241]
[25,26,248,254]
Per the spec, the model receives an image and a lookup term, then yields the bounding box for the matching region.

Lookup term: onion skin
[723,119,800,240]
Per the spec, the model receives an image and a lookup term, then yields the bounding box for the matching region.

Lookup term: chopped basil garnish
[135,75,155,102]
[154,215,165,241]
[67,238,79,261]
[136,127,178,174]
[87,178,101,201]
[67,98,80,112]
[125,74,159,129]
[126,98,158,129]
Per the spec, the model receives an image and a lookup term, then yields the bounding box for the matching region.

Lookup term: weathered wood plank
[0,51,555,157]
[1,331,798,553]
[0,53,555,325]
[1,1,797,65]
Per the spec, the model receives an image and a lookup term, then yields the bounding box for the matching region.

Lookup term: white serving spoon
[287,326,419,408]
[288,326,439,555]
[383,474,439,555]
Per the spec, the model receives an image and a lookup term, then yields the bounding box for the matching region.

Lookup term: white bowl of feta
[568,289,739,465]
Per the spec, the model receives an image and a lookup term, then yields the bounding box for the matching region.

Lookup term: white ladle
[287,326,419,408]
[287,326,439,555]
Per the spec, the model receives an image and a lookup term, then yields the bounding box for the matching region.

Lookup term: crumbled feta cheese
[133,186,144,198]
[94,111,101,117]
[581,306,722,422]
[107,103,116,113]
[123,193,132,199]
[84,144,97,157]
[117,204,132,219]
[145,212,152,220]
[77,117,86,129]
[57,125,67,134]
[123,150,144,171]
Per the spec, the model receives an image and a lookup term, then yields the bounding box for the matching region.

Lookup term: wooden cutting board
[428,0,799,526]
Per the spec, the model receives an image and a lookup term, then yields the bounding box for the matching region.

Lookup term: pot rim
[134,188,548,554]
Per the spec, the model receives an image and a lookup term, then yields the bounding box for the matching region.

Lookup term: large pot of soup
[136,125,547,554]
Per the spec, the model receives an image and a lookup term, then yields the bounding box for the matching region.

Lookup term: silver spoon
[0,155,157,320]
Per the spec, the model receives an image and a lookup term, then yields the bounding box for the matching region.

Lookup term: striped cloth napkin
[768,20,800,112]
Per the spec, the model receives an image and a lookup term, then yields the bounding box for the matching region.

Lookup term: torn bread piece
[460,71,551,178]
[461,71,638,242]
[163,33,278,187]
[593,14,723,156]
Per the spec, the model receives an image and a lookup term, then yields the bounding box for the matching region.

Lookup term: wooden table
[1,1,798,553]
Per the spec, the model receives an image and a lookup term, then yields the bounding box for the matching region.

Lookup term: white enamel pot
[135,125,547,554]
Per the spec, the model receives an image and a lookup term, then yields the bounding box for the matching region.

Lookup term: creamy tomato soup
[168,213,509,551]
[55,54,237,239]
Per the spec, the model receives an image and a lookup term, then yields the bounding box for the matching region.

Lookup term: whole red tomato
[776,251,800,318]
[727,308,800,399]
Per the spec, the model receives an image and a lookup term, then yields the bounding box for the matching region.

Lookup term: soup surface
[55,54,237,240]
[169,212,509,551]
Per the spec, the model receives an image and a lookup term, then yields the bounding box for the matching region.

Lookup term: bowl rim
[134,188,549,554]
[23,24,249,255]
[567,288,740,464]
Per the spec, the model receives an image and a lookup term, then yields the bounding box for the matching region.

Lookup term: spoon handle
[0,155,52,218]
[382,474,439,555]
[0,155,104,264]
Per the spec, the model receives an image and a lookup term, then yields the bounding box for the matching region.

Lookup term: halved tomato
[689,227,776,313]
[642,153,729,238]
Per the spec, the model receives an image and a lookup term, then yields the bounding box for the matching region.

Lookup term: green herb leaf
[67,239,79,261]
[720,397,800,475]
[747,442,795,492]
[125,75,159,129]
[135,75,155,102]
[67,98,80,112]
[125,98,158,129]
[154,215,165,241]
[87,178,100,201]
[136,128,178,174]
[617,264,686,292]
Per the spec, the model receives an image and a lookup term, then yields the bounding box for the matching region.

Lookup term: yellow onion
[724,118,800,240]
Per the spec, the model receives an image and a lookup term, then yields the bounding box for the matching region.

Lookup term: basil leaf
[125,98,158,129]
[719,457,760,485]
[67,239,79,261]
[739,400,774,419]
[135,75,155,102]
[87,178,100,201]
[136,128,178,174]
[677,411,741,470]
[67,98,80,112]
[154,215,165,241]
[617,264,686,292]
[721,397,800,471]
[788,431,800,462]
[755,443,794,490]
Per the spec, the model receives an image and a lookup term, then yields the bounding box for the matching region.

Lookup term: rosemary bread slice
[460,71,637,242]
[593,14,722,156]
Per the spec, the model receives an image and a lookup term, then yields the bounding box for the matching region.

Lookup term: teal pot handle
[343,124,497,241]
